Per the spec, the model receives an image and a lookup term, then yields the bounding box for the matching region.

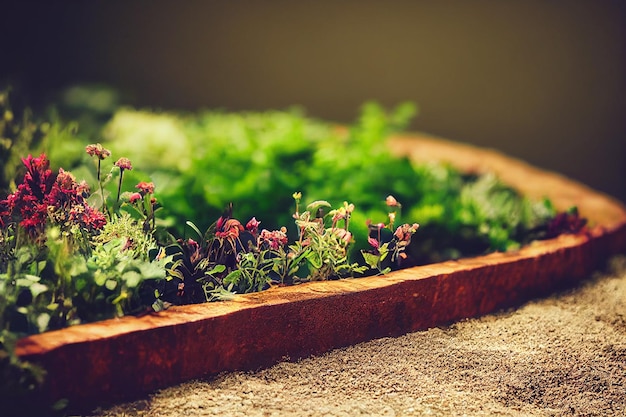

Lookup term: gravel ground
[92,256,626,417]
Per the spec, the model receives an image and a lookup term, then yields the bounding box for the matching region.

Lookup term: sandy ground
[92,255,626,417]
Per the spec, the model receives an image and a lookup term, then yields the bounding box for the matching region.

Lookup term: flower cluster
[85,143,111,160]
[362,196,420,272]
[0,154,106,240]
[48,168,107,233]
[258,227,289,250]
[135,181,155,195]
[128,182,156,204]
[114,157,133,171]
[392,223,420,261]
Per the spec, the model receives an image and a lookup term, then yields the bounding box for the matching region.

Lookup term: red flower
[2,154,55,234]
[216,218,244,239]
[1,154,107,237]
[21,154,54,201]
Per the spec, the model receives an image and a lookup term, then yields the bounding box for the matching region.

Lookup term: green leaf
[185,221,204,242]
[206,264,226,275]
[105,279,118,291]
[152,299,167,312]
[69,257,89,277]
[119,203,145,221]
[75,276,88,292]
[88,189,110,210]
[52,398,70,412]
[29,282,48,298]
[361,251,381,269]
[94,270,108,286]
[15,275,40,287]
[224,270,242,285]
[306,251,323,269]
[306,200,331,213]
[138,261,166,280]
[122,271,143,288]
[36,313,51,333]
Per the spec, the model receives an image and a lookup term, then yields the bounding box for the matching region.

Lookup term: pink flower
[394,223,420,242]
[246,217,261,234]
[135,181,155,195]
[394,225,405,240]
[333,228,352,243]
[386,195,400,207]
[114,157,133,171]
[129,192,142,203]
[259,228,288,250]
[85,143,111,160]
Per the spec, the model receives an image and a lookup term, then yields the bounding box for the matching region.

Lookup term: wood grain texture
[15,133,626,412]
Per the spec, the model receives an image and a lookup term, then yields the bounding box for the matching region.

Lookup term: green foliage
[100,102,418,237]
[84,235,167,320]
[405,170,559,264]
[223,252,271,294]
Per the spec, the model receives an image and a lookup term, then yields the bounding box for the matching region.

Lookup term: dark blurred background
[2,0,625,203]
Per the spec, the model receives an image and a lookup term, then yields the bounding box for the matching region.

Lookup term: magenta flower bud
[246,217,261,232]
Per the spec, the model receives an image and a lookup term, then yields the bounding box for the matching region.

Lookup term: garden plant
[0,87,586,414]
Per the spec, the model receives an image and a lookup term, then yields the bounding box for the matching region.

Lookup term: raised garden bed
[15,132,626,412]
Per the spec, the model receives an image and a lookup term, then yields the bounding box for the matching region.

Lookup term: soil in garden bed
[92,255,626,417]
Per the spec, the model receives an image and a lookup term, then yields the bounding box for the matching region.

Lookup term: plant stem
[116,169,124,204]
[97,159,107,215]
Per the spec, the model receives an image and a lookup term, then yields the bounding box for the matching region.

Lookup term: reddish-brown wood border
[15,133,626,412]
